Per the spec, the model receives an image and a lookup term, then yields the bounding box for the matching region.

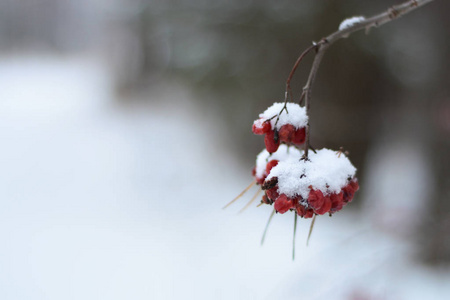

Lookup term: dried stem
[223,180,256,209]
[286,44,318,102]
[301,0,435,158]
[292,213,298,260]
[261,209,276,245]
[239,189,261,213]
[273,44,319,129]
[306,214,317,246]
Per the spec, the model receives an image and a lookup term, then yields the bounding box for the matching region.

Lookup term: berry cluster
[262,177,359,217]
[252,145,359,217]
[252,103,307,153]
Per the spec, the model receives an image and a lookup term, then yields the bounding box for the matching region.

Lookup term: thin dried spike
[293,213,298,261]
[239,189,261,214]
[256,202,264,208]
[306,214,317,246]
[223,180,256,209]
[261,209,276,245]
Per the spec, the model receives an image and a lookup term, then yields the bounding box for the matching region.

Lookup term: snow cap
[339,16,365,31]
[255,145,302,179]
[266,148,357,199]
[259,102,308,130]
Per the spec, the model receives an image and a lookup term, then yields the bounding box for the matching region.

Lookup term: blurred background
[0,0,449,299]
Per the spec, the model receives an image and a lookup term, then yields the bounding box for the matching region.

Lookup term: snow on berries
[253,103,308,153]
[254,147,359,217]
[253,144,302,185]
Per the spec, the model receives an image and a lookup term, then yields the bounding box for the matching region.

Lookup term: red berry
[295,202,306,217]
[304,208,314,219]
[266,160,279,174]
[292,127,306,145]
[315,196,332,215]
[307,189,324,209]
[252,119,271,135]
[278,124,295,143]
[295,203,314,218]
[274,194,294,214]
[350,179,359,192]
[342,184,355,203]
[330,192,344,212]
[264,130,280,153]
[295,204,306,217]
[266,186,279,201]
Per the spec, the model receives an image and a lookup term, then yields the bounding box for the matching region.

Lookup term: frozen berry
[266,186,279,201]
[295,203,306,217]
[278,124,295,143]
[307,189,324,209]
[264,130,280,153]
[304,208,314,219]
[252,119,271,135]
[266,160,279,174]
[342,184,355,203]
[295,202,314,218]
[315,196,332,215]
[274,194,293,214]
[350,179,359,192]
[330,192,344,212]
[292,127,306,145]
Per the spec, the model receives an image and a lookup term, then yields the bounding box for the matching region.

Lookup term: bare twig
[302,0,435,158]
[274,44,320,129]
[286,44,318,102]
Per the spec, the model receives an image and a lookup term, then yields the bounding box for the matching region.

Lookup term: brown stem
[285,44,318,102]
[273,44,320,130]
[301,0,435,158]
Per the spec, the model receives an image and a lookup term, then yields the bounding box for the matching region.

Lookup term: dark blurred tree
[127,0,450,265]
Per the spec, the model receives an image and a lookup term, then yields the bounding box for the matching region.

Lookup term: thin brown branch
[285,44,318,102]
[273,44,319,130]
[302,0,435,158]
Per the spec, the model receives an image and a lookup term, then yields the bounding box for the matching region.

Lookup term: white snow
[255,145,302,179]
[259,102,308,130]
[338,16,365,31]
[267,148,356,198]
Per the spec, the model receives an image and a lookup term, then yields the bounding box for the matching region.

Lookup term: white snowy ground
[0,55,449,300]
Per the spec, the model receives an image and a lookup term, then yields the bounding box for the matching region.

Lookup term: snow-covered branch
[300,0,436,158]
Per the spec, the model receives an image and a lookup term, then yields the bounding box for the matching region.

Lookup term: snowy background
[0,1,450,299]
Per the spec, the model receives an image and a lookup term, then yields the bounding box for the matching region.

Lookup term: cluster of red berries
[251,104,358,219]
[260,176,359,217]
[252,159,278,185]
[252,119,306,153]
[252,146,359,218]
